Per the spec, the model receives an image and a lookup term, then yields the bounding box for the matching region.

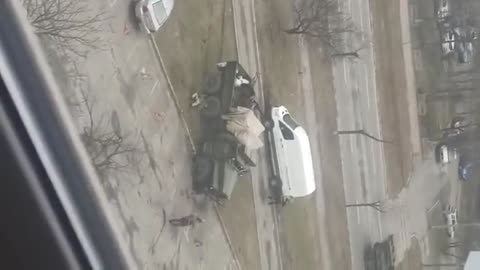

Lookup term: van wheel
[203,72,222,94]
[201,96,221,118]
[269,175,282,190]
[193,156,213,192]
[263,119,274,130]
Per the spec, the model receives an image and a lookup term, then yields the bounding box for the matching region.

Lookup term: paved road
[232,0,348,269]
[231,0,284,269]
[294,19,335,270]
[332,0,435,268]
[331,0,388,266]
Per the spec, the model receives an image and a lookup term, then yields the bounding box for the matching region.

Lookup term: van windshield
[152,1,167,23]
[283,114,299,129]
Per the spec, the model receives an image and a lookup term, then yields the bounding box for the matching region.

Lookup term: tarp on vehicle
[222,106,265,150]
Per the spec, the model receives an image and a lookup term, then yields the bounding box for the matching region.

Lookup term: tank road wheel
[203,72,222,94]
[263,119,274,130]
[200,96,221,118]
[269,175,282,193]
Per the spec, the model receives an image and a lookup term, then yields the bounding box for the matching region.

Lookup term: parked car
[135,0,174,34]
[435,143,457,164]
[444,205,457,239]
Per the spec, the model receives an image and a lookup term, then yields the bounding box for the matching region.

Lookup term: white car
[444,205,457,239]
[437,0,450,20]
[268,106,316,200]
[436,143,457,164]
[135,0,174,34]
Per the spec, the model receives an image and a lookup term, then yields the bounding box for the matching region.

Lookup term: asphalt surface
[231,0,284,269]
[331,0,388,267]
[332,0,424,268]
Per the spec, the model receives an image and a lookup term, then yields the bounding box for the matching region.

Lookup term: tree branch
[22,0,108,57]
[335,129,393,144]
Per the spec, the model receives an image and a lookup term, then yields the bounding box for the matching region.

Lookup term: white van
[267,106,315,201]
[135,0,174,34]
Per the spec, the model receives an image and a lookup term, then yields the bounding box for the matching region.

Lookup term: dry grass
[370,0,414,196]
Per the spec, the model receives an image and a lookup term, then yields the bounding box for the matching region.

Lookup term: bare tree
[79,89,143,176]
[345,200,385,213]
[22,0,107,57]
[331,42,370,58]
[284,0,355,53]
[331,50,361,58]
[335,129,393,144]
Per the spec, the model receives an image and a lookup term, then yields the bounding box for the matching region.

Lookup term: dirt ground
[370,0,414,196]
[220,178,262,270]
[155,0,237,138]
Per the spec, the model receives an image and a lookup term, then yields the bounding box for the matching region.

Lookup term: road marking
[149,80,159,96]
[342,58,349,83]
[349,136,355,154]
[360,140,371,198]
[359,0,365,31]
[363,64,371,109]
[356,201,361,225]
[370,142,377,175]
[376,211,383,239]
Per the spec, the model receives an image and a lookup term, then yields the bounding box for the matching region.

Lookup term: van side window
[283,114,299,130]
[279,122,294,140]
